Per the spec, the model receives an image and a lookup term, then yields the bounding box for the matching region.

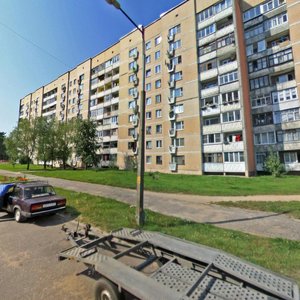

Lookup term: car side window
[12,187,21,198]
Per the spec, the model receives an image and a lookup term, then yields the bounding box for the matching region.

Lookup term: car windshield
[24,186,56,199]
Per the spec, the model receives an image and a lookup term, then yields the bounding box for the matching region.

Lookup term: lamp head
[105,0,121,9]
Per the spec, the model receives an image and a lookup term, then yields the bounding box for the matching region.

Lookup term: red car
[0,181,66,222]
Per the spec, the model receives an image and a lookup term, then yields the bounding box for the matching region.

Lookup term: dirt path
[1,170,299,241]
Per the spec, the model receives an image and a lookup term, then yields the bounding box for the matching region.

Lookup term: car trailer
[59,226,299,300]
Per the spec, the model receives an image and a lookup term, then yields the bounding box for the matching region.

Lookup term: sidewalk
[1,170,299,241]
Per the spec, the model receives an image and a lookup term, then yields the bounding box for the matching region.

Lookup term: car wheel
[14,208,25,223]
[94,278,121,300]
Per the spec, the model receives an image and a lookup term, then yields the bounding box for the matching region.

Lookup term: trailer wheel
[94,278,121,300]
[14,208,25,223]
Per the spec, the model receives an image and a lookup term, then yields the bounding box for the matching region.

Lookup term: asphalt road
[0,212,95,300]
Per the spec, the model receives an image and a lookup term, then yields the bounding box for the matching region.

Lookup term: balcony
[168,110,176,121]
[168,96,176,105]
[224,162,245,173]
[202,124,221,135]
[169,145,177,154]
[219,81,239,94]
[201,105,220,116]
[169,128,176,137]
[169,80,175,89]
[200,86,219,98]
[218,61,237,75]
[197,6,233,30]
[199,68,218,82]
[199,51,217,64]
[198,24,234,47]
[223,141,244,152]
[217,43,236,57]
[203,163,224,173]
[203,144,222,153]
[169,162,177,172]
[222,121,243,133]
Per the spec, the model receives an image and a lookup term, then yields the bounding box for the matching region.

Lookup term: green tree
[4,128,19,166]
[0,132,8,160]
[36,117,55,169]
[17,119,38,170]
[74,119,99,169]
[56,120,75,169]
[264,148,285,177]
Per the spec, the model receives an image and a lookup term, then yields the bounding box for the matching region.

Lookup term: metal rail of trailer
[59,227,299,300]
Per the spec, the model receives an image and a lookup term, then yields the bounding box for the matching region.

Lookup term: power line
[0,21,70,68]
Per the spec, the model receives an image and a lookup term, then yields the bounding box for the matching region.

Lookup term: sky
[0,0,183,135]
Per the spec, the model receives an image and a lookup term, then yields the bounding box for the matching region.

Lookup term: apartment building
[19,0,300,176]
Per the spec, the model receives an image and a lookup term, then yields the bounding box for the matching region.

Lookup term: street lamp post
[105,0,145,226]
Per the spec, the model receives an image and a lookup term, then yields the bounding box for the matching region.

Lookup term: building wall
[18,0,300,175]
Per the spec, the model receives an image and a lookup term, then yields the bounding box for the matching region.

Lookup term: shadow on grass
[205,211,289,225]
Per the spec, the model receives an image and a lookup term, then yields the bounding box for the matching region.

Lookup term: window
[175,121,184,130]
[156,124,162,133]
[173,155,185,165]
[256,152,267,164]
[284,152,298,163]
[155,65,161,74]
[155,80,161,89]
[129,47,137,57]
[171,55,182,66]
[204,116,220,126]
[146,55,151,64]
[156,155,163,165]
[145,41,151,50]
[275,73,294,84]
[146,156,152,164]
[169,24,181,36]
[156,141,162,148]
[146,141,152,149]
[174,104,184,114]
[272,87,298,104]
[129,61,137,70]
[128,100,136,109]
[204,153,223,163]
[156,109,162,118]
[146,83,151,91]
[219,71,238,85]
[261,0,285,14]
[198,0,232,23]
[146,111,152,119]
[224,152,244,162]
[277,129,300,143]
[254,132,276,145]
[146,126,152,135]
[245,23,264,39]
[169,40,181,51]
[128,128,135,136]
[155,50,161,60]
[175,138,184,147]
[155,94,161,103]
[243,5,261,22]
[274,108,300,124]
[253,112,273,126]
[128,87,138,96]
[248,57,268,73]
[146,97,152,106]
[221,91,239,104]
[128,74,137,83]
[250,75,269,90]
[203,133,221,144]
[170,71,183,82]
[269,48,293,67]
[146,69,151,77]
[251,94,272,108]
[222,110,241,123]
[265,13,288,30]
[198,24,216,39]
[171,87,183,98]
[155,36,162,46]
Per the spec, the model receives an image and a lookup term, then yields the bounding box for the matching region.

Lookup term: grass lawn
[215,201,300,219]
[1,163,300,196]
[56,187,300,284]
